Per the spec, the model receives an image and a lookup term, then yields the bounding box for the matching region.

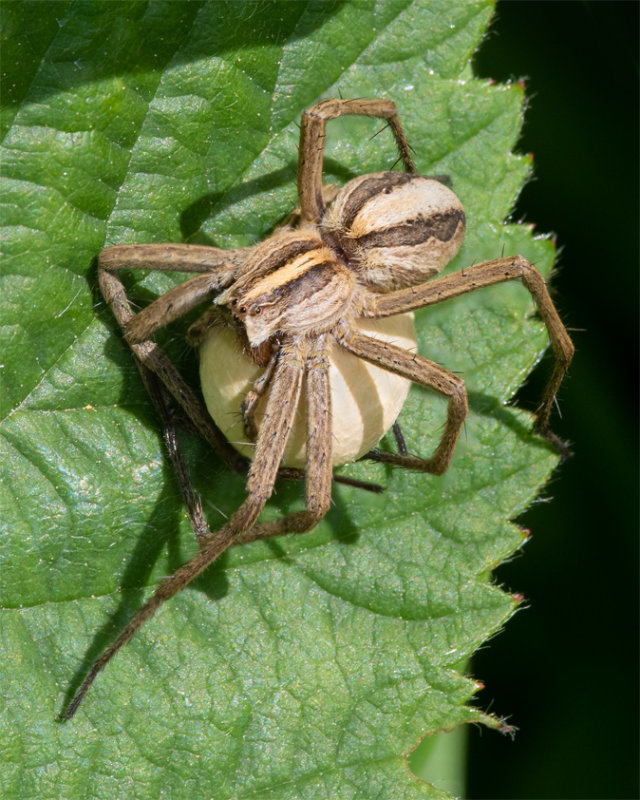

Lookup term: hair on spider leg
[227,438,258,450]
[64,96,573,718]
[390,153,406,171]
[370,120,392,140]
[553,394,563,419]
[202,495,229,521]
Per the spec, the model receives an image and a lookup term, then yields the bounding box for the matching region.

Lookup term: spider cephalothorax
[221,229,354,346]
[63,97,573,718]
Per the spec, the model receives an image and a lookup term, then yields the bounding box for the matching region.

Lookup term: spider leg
[99,242,248,273]
[336,328,467,475]
[140,367,210,540]
[99,264,243,471]
[361,255,575,453]
[280,184,342,228]
[62,338,309,720]
[234,335,334,544]
[241,350,279,441]
[298,97,416,224]
[237,340,384,497]
[392,421,409,455]
[185,305,229,348]
[99,244,246,342]
[124,273,228,343]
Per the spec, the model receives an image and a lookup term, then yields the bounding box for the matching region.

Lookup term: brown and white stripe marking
[324,172,466,291]
[219,230,354,345]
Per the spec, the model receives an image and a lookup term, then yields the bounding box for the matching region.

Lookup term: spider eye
[253,307,261,315]
[239,306,247,314]
[231,298,238,306]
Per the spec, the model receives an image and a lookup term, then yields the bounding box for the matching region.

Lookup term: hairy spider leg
[298,97,416,224]
[233,335,334,544]
[240,350,280,441]
[99,243,245,343]
[63,335,335,718]
[361,255,575,455]
[99,260,243,470]
[336,327,468,475]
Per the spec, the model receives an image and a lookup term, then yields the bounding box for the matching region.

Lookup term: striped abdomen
[322,172,466,291]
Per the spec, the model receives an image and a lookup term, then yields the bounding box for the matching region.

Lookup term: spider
[63,98,574,718]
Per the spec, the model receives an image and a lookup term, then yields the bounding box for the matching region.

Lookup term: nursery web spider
[63,97,574,718]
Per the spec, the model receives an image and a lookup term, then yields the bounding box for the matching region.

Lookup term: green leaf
[1,1,560,798]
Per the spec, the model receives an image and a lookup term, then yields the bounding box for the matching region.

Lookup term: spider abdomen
[323,172,465,291]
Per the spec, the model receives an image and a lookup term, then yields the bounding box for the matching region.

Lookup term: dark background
[467,2,638,798]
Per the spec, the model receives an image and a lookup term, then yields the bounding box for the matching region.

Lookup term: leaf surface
[1,2,559,797]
